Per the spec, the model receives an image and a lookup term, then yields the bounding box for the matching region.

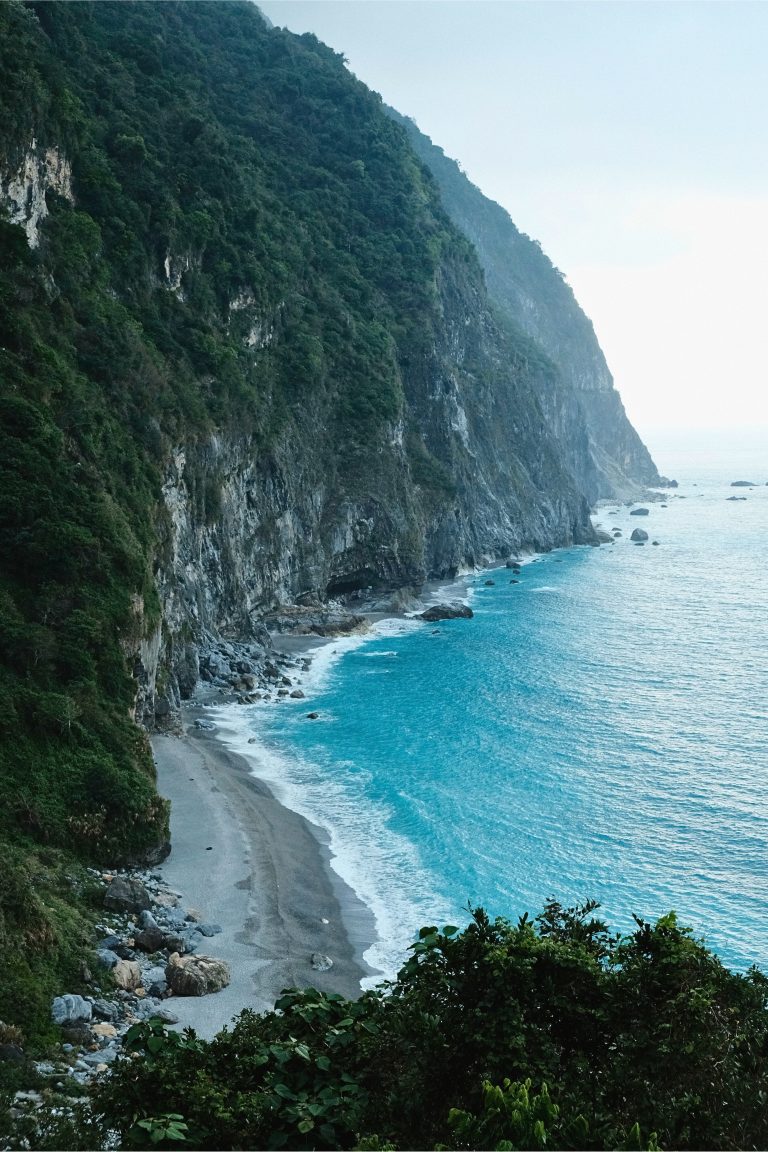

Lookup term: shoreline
[148,563,521,1035]
[152,721,376,1039]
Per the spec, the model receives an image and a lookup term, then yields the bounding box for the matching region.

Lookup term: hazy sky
[259,0,768,441]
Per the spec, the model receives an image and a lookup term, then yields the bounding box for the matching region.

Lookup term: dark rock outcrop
[103,877,152,914]
[419,603,474,622]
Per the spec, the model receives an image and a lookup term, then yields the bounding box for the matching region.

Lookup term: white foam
[211,706,454,986]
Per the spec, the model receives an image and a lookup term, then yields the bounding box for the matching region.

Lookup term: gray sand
[152,726,375,1039]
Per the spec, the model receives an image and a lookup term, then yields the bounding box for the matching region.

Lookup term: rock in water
[311,953,333,972]
[630,528,649,542]
[165,953,230,996]
[629,507,650,516]
[103,876,152,913]
[419,602,473,622]
[731,480,755,487]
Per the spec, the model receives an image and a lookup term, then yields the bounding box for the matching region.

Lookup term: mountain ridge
[388,107,662,500]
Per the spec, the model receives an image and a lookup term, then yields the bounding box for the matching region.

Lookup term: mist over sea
[219,439,768,982]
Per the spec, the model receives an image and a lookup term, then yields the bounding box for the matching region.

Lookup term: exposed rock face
[0,140,73,247]
[132,259,596,723]
[389,110,661,501]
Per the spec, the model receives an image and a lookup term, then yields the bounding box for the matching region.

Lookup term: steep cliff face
[390,111,661,500]
[140,244,593,718]
[0,0,606,915]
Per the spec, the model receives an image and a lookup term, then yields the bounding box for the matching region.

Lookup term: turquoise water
[218,444,768,980]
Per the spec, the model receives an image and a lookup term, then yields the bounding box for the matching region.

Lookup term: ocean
[215,438,768,983]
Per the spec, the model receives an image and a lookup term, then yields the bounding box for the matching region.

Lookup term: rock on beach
[165,953,231,996]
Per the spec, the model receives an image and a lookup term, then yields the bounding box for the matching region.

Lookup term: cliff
[390,110,662,500]
[0,0,649,1033]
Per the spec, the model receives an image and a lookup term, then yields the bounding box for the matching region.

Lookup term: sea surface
[216,439,768,982]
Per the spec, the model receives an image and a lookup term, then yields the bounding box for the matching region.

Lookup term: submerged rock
[419,602,473,622]
[311,953,333,972]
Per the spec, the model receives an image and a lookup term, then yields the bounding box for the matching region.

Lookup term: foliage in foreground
[9,901,768,1151]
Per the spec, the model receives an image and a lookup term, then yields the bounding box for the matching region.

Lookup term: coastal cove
[169,446,768,1018]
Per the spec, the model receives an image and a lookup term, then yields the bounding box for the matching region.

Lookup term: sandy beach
[152,722,376,1039]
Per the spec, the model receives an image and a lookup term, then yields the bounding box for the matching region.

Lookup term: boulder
[165,953,230,996]
[306,712,320,720]
[594,529,613,544]
[311,953,333,972]
[163,933,194,955]
[484,579,496,586]
[505,559,522,569]
[91,1021,118,1040]
[630,528,649,542]
[103,876,152,914]
[134,925,166,953]
[419,603,473,622]
[195,923,223,937]
[96,949,120,970]
[51,994,92,1025]
[93,999,119,1022]
[62,1021,93,1046]
[629,507,650,516]
[194,718,216,731]
[731,480,756,487]
[112,959,142,991]
[290,689,306,699]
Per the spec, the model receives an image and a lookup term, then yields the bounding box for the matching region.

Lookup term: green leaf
[273,1083,296,1100]
[297,1119,314,1134]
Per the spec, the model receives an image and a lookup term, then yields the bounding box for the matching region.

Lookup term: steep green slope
[0,0,597,1035]
[390,110,662,499]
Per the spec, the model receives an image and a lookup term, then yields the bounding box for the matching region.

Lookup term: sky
[258,0,768,444]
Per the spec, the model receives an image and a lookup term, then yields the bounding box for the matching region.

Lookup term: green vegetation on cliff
[0,0,595,1038]
[8,903,768,1151]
